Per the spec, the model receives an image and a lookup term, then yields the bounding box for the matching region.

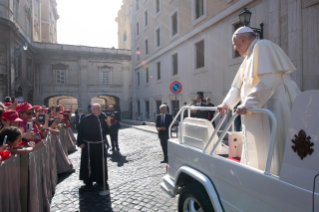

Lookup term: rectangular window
[56,70,66,84]
[102,71,109,85]
[156,101,162,114]
[136,0,139,11]
[137,72,140,85]
[145,39,149,55]
[136,47,140,61]
[137,101,140,116]
[144,10,148,27]
[157,62,161,80]
[146,68,149,83]
[156,28,161,47]
[195,0,204,19]
[136,22,140,36]
[145,101,150,118]
[172,53,178,75]
[195,40,205,69]
[171,12,178,36]
[156,0,160,14]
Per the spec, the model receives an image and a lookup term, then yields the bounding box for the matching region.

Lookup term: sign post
[170,81,183,115]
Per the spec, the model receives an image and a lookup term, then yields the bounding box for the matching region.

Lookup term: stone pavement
[51,127,178,212]
[121,123,157,134]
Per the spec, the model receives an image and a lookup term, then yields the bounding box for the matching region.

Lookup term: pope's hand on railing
[236,106,247,115]
[217,104,229,117]
[79,144,85,149]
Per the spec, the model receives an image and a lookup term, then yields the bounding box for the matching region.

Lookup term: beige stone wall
[116,0,132,49]
[130,0,319,121]
[41,0,59,43]
[132,0,239,65]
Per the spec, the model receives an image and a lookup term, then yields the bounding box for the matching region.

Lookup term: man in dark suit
[156,104,173,163]
[163,102,170,114]
[107,105,121,152]
[75,108,85,129]
[206,97,216,127]
[191,93,207,119]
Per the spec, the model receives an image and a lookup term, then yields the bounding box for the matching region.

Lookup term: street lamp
[238,8,263,39]
[23,44,28,51]
[14,43,28,78]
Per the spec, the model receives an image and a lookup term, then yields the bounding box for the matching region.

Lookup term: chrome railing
[169,106,277,175]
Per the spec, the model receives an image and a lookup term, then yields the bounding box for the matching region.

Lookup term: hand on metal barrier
[34,140,45,150]
[236,106,247,115]
[217,104,230,116]
[27,141,36,147]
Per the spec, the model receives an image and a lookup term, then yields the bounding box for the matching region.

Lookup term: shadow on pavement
[56,172,74,185]
[79,185,113,212]
[109,151,130,167]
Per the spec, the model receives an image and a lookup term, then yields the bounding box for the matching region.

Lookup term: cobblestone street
[51,127,178,212]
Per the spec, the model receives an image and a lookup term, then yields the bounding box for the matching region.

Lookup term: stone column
[78,59,89,112]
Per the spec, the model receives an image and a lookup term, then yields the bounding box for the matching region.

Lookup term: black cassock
[77,113,110,185]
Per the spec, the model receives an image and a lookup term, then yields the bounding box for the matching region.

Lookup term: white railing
[169,106,277,175]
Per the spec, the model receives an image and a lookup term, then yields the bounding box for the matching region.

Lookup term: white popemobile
[161,90,319,212]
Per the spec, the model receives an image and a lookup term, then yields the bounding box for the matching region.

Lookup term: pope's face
[232,35,249,57]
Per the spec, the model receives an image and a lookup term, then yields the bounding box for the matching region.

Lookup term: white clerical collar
[246,39,258,57]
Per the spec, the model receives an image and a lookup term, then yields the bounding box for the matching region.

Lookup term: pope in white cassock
[218,27,301,176]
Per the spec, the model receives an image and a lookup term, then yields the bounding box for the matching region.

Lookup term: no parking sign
[170,81,182,94]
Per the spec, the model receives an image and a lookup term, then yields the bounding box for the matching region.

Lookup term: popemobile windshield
[161,90,319,212]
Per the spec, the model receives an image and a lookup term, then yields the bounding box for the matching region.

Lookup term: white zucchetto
[233,26,255,35]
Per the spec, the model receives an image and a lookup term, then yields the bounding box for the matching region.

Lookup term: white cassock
[223,39,301,175]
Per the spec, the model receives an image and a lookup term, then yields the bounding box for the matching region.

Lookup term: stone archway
[44,95,78,112]
[91,95,120,112]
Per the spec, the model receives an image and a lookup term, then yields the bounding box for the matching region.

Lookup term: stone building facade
[0,0,59,102]
[116,0,132,50]
[33,42,132,114]
[0,0,133,115]
[124,0,319,121]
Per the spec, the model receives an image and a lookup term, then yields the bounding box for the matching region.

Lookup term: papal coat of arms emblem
[291,130,314,160]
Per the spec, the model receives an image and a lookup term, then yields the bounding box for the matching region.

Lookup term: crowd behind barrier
[0,131,76,212]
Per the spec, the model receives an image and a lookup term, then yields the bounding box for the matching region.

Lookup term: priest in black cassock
[77,103,112,189]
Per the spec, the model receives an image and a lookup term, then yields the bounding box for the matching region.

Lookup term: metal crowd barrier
[0,131,75,212]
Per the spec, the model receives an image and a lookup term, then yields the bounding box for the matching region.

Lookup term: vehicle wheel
[178,182,215,212]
